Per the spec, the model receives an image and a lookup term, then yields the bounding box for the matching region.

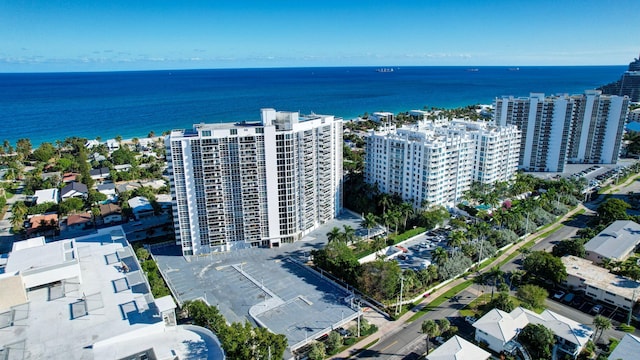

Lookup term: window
[230,129,237,135]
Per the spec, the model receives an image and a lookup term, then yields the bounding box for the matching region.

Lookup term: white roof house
[474,306,592,358]
[609,333,640,360]
[128,196,154,217]
[0,226,225,360]
[562,255,640,310]
[584,220,640,264]
[33,188,59,205]
[426,335,490,360]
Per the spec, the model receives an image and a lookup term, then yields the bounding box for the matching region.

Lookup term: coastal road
[348,289,480,359]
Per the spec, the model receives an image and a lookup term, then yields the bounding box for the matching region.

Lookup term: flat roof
[562,255,640,300]
[0,226,224,360]
[584,220,640,261]
[153,211,365,351]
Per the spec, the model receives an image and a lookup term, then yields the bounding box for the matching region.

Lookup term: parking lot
[548,289,631,324]
[385,227,452,271]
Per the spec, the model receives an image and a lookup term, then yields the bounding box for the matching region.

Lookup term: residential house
[473,306,592,359]
[584,220,640,264]
[608,333,640,360]
[89,167,111,182]
[97,182,117,201]
[562,255,640,311]
[106,138,120,151]
[426,335,490,360]
[65,212,93,231]
[99,203,123,225]
[128,196,154,220]
[26,213,59,238]
[62,172,79,183]
[114,164,132,172]
[155,194,172,214]
[60,182,89,200]
[33,188,59,205]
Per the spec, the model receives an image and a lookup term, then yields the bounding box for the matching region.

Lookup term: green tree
[358,260,401,301]
[31,142,57,163]
[59,197,85,215]
[518,323,555,360]
[491,291,515,312]
[523,251,567,285]
[592,314,612,344]
[597,198,630,225]
[421,319,440,354]
[15,138,32,161]
[308,341,326,360]
[327,227,342,243]
[552,239,586,258]
[325,331,343,355]
[516,284,548,310]
[361,213,377,240]
[438,252,472,280]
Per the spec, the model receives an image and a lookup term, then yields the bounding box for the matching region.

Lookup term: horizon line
[0,63,628,75]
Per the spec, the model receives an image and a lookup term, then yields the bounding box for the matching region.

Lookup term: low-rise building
[584,220,640,264]
[61,182,89,200]
[26,213,58,238]
[65,212,93,231]
[0,227,225,360]
[90,167,111,182]
[99,203,123,225]
[562,255,640,310]
[96,182,117,200]
[426,335,490,360]
[33,188,59,205]
[128,196,154,220]
[608,333,640,360]
[473,306,592,359]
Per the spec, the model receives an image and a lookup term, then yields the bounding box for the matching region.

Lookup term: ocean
[0,66,626,147]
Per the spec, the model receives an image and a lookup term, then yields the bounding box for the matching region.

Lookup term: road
[350,289,480,360]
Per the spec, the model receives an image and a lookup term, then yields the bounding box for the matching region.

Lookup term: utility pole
[396,276,404,316]
[628,286,638,326]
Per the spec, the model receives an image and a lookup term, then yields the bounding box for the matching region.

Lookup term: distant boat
[376,68,394,73]
[508,67,520,71]
[466,68,479,72]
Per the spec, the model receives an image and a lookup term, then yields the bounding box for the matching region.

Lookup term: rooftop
[562,255,640,301]
[608,333,640,360]
[0,227,224,360]
[474,306,592,348]
[33,188,59,205]
[426,335,490,360]
[584,220,640,261]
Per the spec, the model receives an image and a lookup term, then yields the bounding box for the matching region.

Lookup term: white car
[552,291,565,300]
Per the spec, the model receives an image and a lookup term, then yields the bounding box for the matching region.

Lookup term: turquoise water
[0,66,626,146]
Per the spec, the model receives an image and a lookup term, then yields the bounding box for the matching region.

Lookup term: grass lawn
[407,281,472,322]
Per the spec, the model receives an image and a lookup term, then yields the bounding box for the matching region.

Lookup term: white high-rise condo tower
[364,119,520,208]
[494,90,629,172]
[166,109,343,256]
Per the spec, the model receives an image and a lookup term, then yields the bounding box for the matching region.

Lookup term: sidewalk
[332,204,585,359]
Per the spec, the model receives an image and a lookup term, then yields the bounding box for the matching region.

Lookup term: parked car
[553,290,565,300]
[336,327,351,337]
[465,316,477,324]
[434,336,445,345]
[562,293,575,303]
[590,304,603,314]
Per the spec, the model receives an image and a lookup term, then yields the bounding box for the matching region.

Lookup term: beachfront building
[363,119,520,208]
[0,227,225,360]
[561,255,640,311]
[473,306,592,359]
[494,90,629,172]
[166,109,343,255]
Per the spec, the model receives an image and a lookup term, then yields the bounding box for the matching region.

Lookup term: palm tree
[378,193,392,215]
[361,213,377,240]
[326,227,342,243]
[592,314,612,344]
[486,266,504,301]
[432,247,448,265]
[399,202,414,230]
[421,319,439,355]
[342,225,356,244]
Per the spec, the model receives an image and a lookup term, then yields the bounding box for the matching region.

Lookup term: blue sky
[1,0,639,72]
